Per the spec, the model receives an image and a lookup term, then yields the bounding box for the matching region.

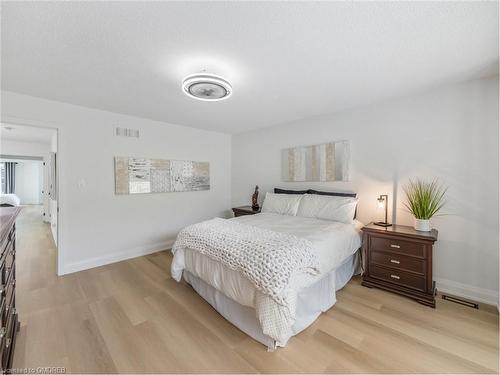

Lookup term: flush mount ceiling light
[182,73,232,101]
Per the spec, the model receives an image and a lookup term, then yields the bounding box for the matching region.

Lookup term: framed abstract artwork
[281,141,350,182]
[114,157,210,194]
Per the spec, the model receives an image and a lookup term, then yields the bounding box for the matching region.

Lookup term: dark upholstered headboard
[273,188,358,218]
[274,188,357,198]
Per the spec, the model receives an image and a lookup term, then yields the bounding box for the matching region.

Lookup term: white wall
[13,160,43,204]
[1,91,232,275]
[232,76,499,305]
[0,139,50,158]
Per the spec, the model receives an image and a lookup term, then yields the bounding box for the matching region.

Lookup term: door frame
[1,116,62,275]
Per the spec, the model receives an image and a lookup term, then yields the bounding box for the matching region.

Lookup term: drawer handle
[390,259,400,264]
[390,244,401,249]
[390,274,400,280]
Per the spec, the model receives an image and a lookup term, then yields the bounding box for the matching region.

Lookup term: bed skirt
[183,251,360,349]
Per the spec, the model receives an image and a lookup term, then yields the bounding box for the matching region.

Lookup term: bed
[171,189,362,350]
[0,194,20,207]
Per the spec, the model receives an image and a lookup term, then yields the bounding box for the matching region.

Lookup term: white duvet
[171,212,362,344]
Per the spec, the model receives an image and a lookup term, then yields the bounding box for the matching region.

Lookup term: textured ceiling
[1,1,498,134]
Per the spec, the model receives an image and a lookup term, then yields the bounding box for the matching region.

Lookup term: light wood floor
[12,206,500,373]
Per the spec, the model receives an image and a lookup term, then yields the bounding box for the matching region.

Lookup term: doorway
[0,123,58,246]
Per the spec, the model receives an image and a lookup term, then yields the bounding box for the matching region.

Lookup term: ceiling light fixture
[182,73,232,101]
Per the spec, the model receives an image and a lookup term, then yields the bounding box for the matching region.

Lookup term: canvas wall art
[281,141,349,182]
[114,157,209,194]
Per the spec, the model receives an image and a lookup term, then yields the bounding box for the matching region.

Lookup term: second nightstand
[232,206,261,217]
[361,223,438,307]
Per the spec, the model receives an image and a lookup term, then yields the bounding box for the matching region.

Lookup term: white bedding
[233,213,362,275]
[171,212,362,345]
[0,194,20,206]
[183,252,359,348]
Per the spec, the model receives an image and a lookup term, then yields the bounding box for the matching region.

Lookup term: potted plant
[403,179,447,232]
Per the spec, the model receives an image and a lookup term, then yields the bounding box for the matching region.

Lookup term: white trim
[59,240,174,275]
[435,277,499,306]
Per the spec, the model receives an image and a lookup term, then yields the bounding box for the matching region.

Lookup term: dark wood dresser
[0,207,21,371]
[361,223,438,307]
[232,206,261,217]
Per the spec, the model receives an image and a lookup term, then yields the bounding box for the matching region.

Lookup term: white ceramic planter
[414,218,431,232]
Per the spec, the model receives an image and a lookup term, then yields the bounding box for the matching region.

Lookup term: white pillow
[296,194,358,224]
[261,192,303,216]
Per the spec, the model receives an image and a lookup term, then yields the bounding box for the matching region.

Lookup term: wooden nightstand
[361,223,438,307]
[232,206,261,217]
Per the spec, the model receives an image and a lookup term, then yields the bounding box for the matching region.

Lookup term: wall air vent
[115,127,140,138]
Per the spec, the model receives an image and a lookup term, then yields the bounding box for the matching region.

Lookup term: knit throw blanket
[172,218,320,308]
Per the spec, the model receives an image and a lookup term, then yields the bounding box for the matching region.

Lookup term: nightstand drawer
[371,236,425,258]
[233,210,255,217]
[370,265,426,292]
[370,251,425,274]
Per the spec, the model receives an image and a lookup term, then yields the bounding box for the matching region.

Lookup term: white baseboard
[435,277,499,306]
[58,239,175,275]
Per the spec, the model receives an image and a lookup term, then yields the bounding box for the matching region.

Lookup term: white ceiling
[0,124,54,144]
[1,2,498,134]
